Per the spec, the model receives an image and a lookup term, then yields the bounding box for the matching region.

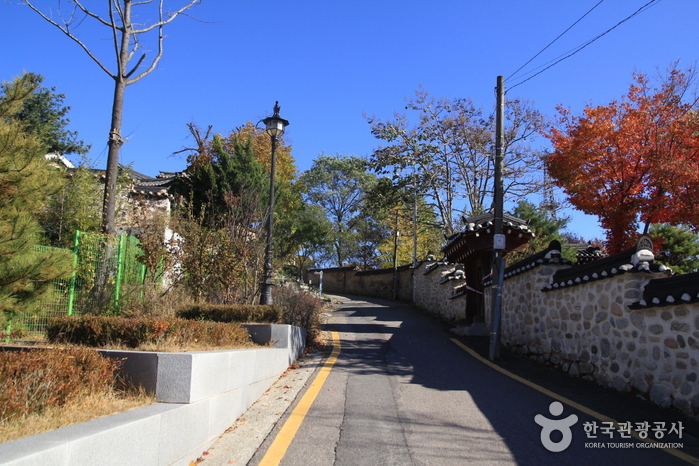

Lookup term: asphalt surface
[199,294,699,466]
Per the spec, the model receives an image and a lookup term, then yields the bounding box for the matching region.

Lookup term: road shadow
[322,293,699,465]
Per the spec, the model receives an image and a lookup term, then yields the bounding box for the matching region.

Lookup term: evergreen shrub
[46,315,251,348]
[177,287,324,346]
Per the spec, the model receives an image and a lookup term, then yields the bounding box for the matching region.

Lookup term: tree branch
[21,1,115,78]
[107,1,122,76]
[127,0,165,83]
[125,53,147,79]
[71,0,113,28]
[131,0,201,34]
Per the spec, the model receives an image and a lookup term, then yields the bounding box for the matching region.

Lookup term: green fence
[8,231,147,337]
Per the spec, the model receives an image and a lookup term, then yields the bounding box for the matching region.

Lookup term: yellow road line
[450,338,699,465]
[259,331,342,466]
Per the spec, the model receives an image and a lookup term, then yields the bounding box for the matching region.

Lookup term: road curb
[196,350,327,466]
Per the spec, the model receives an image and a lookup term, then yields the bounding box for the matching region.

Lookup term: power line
[506,0,605,83]
[507,0,661,93]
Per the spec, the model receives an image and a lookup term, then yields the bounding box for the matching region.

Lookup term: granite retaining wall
[0,324,305,466]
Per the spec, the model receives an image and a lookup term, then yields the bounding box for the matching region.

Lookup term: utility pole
[541,161,559,221]
[392,216,400,301]
[489,76,506,362]
[413,173,418,268]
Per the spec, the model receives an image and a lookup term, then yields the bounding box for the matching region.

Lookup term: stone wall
[308,260,467,320]
[354,267,413,301]
[309,267,355,295]
[491,262,699,418]
[412,261,467,321]
[308,246,699,418]
[307,266,413,301]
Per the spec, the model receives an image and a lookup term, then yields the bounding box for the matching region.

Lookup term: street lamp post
[260,102,289,305]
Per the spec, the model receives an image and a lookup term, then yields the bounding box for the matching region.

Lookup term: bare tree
[172,122,213,167]
[21,0,202,235]
[367,87,545,235]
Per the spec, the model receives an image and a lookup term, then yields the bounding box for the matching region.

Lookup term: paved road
[245,295,698,465]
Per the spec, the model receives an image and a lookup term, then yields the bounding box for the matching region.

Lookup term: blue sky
[2,0,698,241]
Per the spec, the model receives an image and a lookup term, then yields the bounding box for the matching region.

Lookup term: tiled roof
[308,266,357,273]
[629,270,699,308]
[85,164,179,198]
[439,268,465,284]
[543,241,670,292]
[483,240,573,286]
[443,212,533,250]
[125,166,155,182]
[450,282,470,300]
[575,244,605,263]
[125,166,177,198]
[423,260,452,275]
[442,212,535,264]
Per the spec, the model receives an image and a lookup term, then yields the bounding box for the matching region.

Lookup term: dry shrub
[0,388,153,444]
[0,348,120,423]
[176,287,324,347]
[163,319,251,348]
[176,304,283,323]
[0,329,28,341]
[120,286,195,318]
[45,316,252,349]
[273,285,324,346]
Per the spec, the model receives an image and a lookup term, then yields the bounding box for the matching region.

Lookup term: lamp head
[262,101,289,138]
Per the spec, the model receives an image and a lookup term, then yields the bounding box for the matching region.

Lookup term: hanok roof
[86,164,179,198]
[423,260,453,275]
[574,244,605,264]
[629,270,699,308]
[130,170,178,198]
[543,236,670,292]
[483,240,573,286]
[442,212,534,264]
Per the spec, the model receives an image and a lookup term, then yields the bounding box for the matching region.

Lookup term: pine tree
[8,73,90,155]
[506,200,572,264]
[650,224,699,274]
[0,74,72,328]
[175,134,266,228]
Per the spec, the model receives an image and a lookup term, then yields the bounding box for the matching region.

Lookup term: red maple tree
[544,66,699,253]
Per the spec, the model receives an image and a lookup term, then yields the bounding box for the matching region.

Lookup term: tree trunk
[100,1,132,235]
[101,76,126,235]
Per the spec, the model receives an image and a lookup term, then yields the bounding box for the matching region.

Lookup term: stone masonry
[493,259,699,418]
[307,245,699,419]
[412,260,467,321]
